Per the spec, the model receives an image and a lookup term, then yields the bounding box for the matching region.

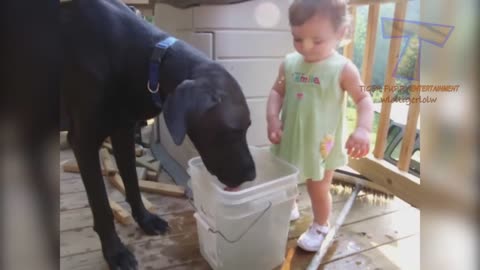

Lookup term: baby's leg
[306,170,334,226]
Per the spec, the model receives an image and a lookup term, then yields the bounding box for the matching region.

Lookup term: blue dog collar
[148,37,177,107]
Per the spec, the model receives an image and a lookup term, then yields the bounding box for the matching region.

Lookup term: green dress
[271,51,349,183]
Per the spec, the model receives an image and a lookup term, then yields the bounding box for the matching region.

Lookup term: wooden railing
[341,0,424,208]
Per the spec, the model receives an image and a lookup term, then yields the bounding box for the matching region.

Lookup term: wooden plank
[158,260,211,270]
[61,178,85,194]
[60,131,69,150]
[360,4,380,86]
[348,154,421,207]
[62,159,108,177]
[136,154,157,163]
[61,233,419,270]
[397,79,420,171]
[282,234,419,270]
[60,199,414,264]
[342,6,356,60]
[135,145,144,157]
[108,173,125,193]
[289,194,411,240]
[107,174,155,211]
[135,157,160,172]
[60,211,197,258]
[145,170,158,181]
[60,207,94,232]
[321,234,419,270]
[102,142,112,152]
[373,0,408,159]
[281,248,296,270]
[60,196,193,231]
[109,199,132,225]
[60,168,161,195]
[60,196,414,269]
[61,160,81,174]
[61,231,202,270]
[136,167,147,181]
[60,192,91,211]
[139,180,186,197]
[277,207,419,269]
[99,148,118,176]
[60,190,126,212]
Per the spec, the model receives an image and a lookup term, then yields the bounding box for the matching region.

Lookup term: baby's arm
[340,61,374,158]
[266,62,286,144]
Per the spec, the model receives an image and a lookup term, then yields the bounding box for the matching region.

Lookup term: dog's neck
[155,39,211,96]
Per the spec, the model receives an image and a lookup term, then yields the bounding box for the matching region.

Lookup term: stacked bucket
[188,147,299,270]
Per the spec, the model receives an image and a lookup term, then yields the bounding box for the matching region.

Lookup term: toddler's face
[291,14,343,62]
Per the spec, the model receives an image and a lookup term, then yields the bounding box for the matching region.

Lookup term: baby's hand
[345,127,370,158]
[267,117,283,144]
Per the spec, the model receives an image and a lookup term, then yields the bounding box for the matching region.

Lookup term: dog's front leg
[110,125,169,235]
[71,135,138,270]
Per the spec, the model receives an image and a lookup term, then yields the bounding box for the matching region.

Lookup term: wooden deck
[60,148,419,270]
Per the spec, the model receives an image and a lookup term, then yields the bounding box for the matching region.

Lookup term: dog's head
[163,63,256,188]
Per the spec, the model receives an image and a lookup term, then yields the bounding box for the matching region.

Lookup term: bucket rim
[188,146,299,197]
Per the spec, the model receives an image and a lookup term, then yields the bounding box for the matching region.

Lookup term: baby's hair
[289,0,351,31]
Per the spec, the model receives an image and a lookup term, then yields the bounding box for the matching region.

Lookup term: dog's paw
[135,212,169,235]
[103,240,138,270]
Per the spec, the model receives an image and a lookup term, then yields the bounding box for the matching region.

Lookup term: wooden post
[348,155,421,207]
[373,0,408,159]
[343,6,356,60]
[397,64,420,171]
[108,174,155,211]
[99,148,155,211]
[99,148,118,176]
[138,180,185,197]
[109,199,132,225]
[360,4,380,86]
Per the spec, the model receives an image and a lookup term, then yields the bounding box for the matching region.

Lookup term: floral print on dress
[320,134,334,160]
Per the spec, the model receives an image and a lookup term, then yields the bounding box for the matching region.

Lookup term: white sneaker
[297,222,329,252]
[290,202,300,221]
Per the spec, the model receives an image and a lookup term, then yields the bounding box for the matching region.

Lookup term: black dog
[60,0,256,269]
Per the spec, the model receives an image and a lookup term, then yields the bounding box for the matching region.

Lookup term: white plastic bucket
[189,146,299,270]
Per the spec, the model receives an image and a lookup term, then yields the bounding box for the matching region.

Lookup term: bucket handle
[205,201,272,244]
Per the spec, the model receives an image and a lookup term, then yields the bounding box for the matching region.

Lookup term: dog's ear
[163,80,220,145]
